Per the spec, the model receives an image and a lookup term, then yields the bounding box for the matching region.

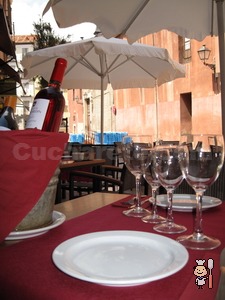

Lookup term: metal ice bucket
[15,167,60,231]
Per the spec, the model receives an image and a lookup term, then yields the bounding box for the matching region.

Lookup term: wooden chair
[61,143,149,200]
[68,164,149,199]
[205,162,225,200]
[60,144,118,199]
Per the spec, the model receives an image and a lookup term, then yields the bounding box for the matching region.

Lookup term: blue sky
[11,0,96,40]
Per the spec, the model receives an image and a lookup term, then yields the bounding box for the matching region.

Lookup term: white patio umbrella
[43,0,225,135]
[21,36,185,143]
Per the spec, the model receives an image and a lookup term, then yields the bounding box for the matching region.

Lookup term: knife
[216,248,225,300]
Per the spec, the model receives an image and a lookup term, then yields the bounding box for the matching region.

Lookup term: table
[56,159,106,203]
[55,192,128,220]
[0,193,128,249]
[0,193,224,299]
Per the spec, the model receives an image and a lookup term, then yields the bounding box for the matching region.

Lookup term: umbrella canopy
[43,0,225,135]
[43,0,224,44]
[21,36,185,143]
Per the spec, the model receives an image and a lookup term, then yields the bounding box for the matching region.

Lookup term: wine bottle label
[26,98,50,129]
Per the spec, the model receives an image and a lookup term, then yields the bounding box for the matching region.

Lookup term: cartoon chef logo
[193,259,214,289]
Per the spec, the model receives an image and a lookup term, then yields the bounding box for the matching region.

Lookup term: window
[22,48,29,59]
[179,37,191,63]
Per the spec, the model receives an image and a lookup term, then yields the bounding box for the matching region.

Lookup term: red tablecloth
[0,195,224,300]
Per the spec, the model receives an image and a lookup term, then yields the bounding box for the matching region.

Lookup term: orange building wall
[114,31,222,140]
[67,89,84,134]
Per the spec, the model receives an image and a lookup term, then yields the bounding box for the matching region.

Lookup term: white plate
[5,211,66,240]
[156,194,222,212]
[52,230,188,286]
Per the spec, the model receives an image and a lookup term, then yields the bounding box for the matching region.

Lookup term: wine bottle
[25,58,67,132]
[0,96,18,130]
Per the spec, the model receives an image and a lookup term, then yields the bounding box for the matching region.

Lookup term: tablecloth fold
[0,129,68,242]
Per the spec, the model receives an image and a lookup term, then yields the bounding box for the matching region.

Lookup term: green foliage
[32,19,71,88]
[33,18,71,50]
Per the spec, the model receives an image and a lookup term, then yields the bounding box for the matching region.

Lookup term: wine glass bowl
[152,145,187,234]
[122,134,152,217]
[177,134,224,250]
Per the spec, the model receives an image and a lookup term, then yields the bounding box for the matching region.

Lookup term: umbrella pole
[154,83,159,140]
[216,0,225,135]
[100,75,104,144]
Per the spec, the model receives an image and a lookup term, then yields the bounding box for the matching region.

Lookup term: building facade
[0,0,16,110]
[12,35,35,129]
[114,31,221,140]
[1,1,222,141]
[66,31,221,141]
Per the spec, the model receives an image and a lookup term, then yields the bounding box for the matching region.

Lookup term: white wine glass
[122,134,152,217]
[177,134,224,250]
[142,148,166,224]
[153,145,187,234]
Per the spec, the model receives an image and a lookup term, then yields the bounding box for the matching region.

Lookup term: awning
[0,5,16,58]
[0,7,24,95]
[0,58,25,95]
[0,58,21,85]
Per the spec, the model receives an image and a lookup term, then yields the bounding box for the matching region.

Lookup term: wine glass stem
[194,191,203,236]
[152,188,158,216]
[167,190,174,224]
[135,175,142,207]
